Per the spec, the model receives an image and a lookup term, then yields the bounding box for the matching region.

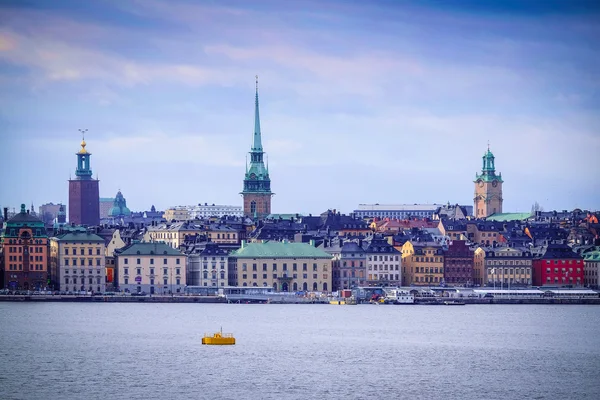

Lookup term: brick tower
[474,145,503,218]
[68,133,100,226]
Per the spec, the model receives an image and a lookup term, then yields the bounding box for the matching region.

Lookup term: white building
[50,230,107,293]
[189,203,243,219]
[354,204,442,219]
[116,242,186,295]
[365,236,401,286]
[186,243,229,287]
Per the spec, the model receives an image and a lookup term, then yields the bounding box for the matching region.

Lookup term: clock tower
[240,76,273,219]
[68,133,100,226]
[474,145,503,218]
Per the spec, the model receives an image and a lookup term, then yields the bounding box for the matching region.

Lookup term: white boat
[383,289,415,304]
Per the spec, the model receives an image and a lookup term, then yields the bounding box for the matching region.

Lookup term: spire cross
[79,128,88,140]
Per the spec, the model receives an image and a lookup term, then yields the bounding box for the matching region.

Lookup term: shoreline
[1,295,599,305]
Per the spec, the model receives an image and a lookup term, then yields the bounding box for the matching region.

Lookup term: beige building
[116,242,186,295]
[50,229,106,293]
[146,221,204,249]
[163,207,190,222]
[401,241,445,286]
[229,241,332,292]
[206,225,239,244]
[474,147,503,218]
[475,246,533,287]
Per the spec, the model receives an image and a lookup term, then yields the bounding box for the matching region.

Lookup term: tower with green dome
[474,145,503,218]
[68,132,100,226]
[240,76,273,219]
[108,190,131,219]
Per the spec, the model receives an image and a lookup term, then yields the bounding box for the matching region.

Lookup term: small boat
[202,328,235,345]
[443,300,466,306]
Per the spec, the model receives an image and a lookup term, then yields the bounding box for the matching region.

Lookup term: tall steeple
[253,75,263,152]
[241,76,273,219]
[474,144,503,218]
[75,129,93,179]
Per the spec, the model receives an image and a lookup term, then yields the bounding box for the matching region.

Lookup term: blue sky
[1,0,599,215]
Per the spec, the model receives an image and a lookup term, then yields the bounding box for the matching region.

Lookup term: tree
[531,201,544,214]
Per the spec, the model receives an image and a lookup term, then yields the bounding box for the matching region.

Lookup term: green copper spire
[252,75,263,152]
[475,142,503,183]
[75,129,93,179]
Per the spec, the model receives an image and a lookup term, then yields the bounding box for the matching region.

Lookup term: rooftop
[232,241,332,259]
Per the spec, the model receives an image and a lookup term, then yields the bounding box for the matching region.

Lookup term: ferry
[202,328,236,345]
[383,289,415,304]
[443,300,466,306]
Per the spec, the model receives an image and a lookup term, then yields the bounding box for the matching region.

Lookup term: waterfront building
[105,229,127,289]
[365,235,401,287]
[401,240,444,286]
[583,248,600,288]
[108,190,131,219]
[115,242,186,294]
[68,137,100,226]
[228,240,332,292]
[186,242,228,287]
[354,204,441,219]
[189,203,243,219]
[50,228,106,293]
[326,239,366,291]
[241,77,273,219]
[1,204,49,290]
[146,221,204,249]
[476,246,533,287]
[99,198,115,220]
[532,243,584,287]
[163,206,190,222]
[473,145,503,218]
[443,240,474,286]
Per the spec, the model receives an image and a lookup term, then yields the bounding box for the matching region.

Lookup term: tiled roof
[56,231,104,243]
[231,241,332,259]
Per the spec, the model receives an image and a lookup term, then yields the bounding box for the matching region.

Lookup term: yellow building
[50,229,107,293]
[401,240,444,286]
[229,240,332,292]
[474,246,533,287]
[116,242,186,295]
[206,225,239,244]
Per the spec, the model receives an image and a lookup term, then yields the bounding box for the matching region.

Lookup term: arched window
[293,282,298,291]
[272,282,278,291]
[243,282,247,287]
[313,282,318,291]
[303,282,308,291]
[203,271,208,279]
[322,282,328,292]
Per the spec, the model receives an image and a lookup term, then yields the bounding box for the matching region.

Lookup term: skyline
[1,0,599,214]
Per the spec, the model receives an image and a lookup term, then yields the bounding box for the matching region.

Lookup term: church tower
[241,76,273,219]
[474,145,503,218]
[68,132,100,226]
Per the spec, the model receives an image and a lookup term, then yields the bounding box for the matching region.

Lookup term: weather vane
[79,128,88,140]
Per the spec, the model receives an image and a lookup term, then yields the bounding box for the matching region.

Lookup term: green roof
[486,212,532,222]
[56,231,104,243]
[118,242,183,256]
[584,251,600,261]
[232,241,332,259]
[266,214,303,220]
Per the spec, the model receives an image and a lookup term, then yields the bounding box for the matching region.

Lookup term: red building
[443,240,474,286]
[68,138,100,226]
[2,204,49,290]
[533,243,584,287]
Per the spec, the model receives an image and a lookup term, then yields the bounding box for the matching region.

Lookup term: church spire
[252,75,263,152]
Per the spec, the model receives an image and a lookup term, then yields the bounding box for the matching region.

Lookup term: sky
[0,0,599,215]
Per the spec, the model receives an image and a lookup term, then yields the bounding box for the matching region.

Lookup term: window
[137,268,141,275]
[163,258,167,265]
[150,259,154,265]
[124,268,129,275]
[242,263,247,271]
[96,248,100,255]
[65,248,69,255]
[163,268,168,275]
[176,259,180,265]
[65,259,69,266]
[73,259,77,266]
[80,249,84,255]
[137,258,141,265]
[124,278,129,284]
[150,268,155,275]
[164,278,168,285]
[88,248,92,255]
[176,268,180,275]
[88,259,93,266]
[124,258,128,265]
[176,278,180,285]
[252,264,257,271]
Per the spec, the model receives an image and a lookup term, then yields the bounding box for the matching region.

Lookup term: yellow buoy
[202,328,235,345]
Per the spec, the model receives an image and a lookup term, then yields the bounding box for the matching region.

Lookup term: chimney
[309,239,315,247]
[241,240,246,249]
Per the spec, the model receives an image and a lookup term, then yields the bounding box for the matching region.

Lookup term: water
[1,303,599,400]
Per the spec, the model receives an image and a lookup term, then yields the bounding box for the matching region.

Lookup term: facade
[39,203,63,225]
[533,243,584,287]
[2,204,49,290]
[401,240,444,286]
[146,221,204,249]
[68,138,100,226]
[365,235,401,286]
[328,240,366,291]
[241,77,273,219]
[583,249,600,288]
[116,242,186,294]
[354,204,441,219]
[163,207,190,222]
[229,241,332,292]
[206,225,239,244]
[474,146,503,218]
[443,240,474,286]
[50,229,106,293]
[480,246,533,287]
[186,242,229,287]
[189,204,243,219]
[99,198,115,220]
